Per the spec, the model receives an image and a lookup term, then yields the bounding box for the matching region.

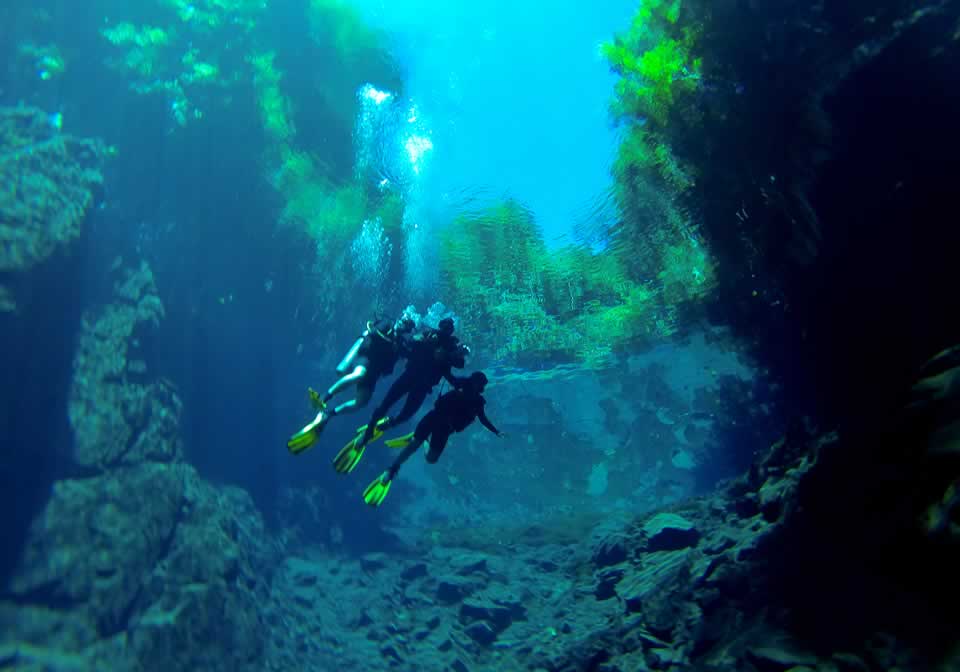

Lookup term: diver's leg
[323,365,366,405]
[386,412,435,480]
[361,375,409,444]
[425,430,451,464]
[329,377,375,416]
[388,386,430,427]
[291,369,367,452]
[386,437,425,480]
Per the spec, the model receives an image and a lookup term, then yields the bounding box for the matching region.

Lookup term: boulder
[642,513,700,552]
[69,263,180,471]
[8,462,188,637]
[459,592,526,634]
[746,645,819,671]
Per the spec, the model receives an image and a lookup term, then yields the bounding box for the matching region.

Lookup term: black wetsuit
[351,319,408,397]
[362,332,465,442]
[413,387,500,463]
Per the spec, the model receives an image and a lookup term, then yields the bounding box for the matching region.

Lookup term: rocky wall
[0,262,280,672]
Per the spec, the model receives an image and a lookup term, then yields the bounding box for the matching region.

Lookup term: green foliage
[438,200,671,366]
[307,0,386,67]
[598,0,717,335]
[164,0,264,30]
[285,180,369,255]
[101,23,174,78]
[250,51,294,142]
[601,1,700,127]
[305,0,402,136]
[245,2,403,267]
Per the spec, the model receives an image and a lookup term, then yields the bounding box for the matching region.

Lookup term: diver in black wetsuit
[358,317,468,446]
[330,317,473,475]
[286,314,414,455]
[362,371,504,506]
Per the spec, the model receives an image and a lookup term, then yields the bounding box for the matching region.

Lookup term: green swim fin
[333,435,367,474]
[287,410,328,455]
[332,418,391,474]
[384,432,415,450]
[354,416,390,441]
[308,387,326,410]
[363,472,393,507]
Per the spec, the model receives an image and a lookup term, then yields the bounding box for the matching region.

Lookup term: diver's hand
[496,432,507,440]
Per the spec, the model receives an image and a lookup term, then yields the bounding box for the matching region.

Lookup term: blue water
[352,0,636,243]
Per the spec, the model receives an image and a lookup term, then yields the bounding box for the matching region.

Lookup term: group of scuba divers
[286,313,504,507]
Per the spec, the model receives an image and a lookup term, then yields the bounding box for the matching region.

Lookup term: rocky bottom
[3,419,959,672]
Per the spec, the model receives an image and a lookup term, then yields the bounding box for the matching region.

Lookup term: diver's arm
[477,408,502,437]
[443,370,470,389]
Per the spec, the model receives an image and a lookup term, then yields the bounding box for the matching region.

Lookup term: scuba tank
[336,322,373,375]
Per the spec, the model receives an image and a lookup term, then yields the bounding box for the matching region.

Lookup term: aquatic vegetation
[164,0,265,30]
[101,23,173,49]
[307,0,389,68]
[250,51,295,142]
[599,0,716,334]
[17,42,66,81]
[245,3,404,271]
[101,23,174,78]
[439,200,681,366]
[303,0,403,142]
[99,0,266,126]
[601,0,701,126]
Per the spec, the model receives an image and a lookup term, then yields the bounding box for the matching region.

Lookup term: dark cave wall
[692,1,960,428]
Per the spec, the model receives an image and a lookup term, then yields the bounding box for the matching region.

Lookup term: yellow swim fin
[363,472,393,507]
[287,411,327,455]
[352,416,390,443]
[333,435,367,474]
[332,418,392,474]
[384,432,415,450]
[308,387,326,411]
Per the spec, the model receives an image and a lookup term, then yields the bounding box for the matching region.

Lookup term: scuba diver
[287,313,415,455]
[363,371,504,507]
[332,317,470,474]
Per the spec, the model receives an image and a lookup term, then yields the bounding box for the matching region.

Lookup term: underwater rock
[458,592,526,634]
[0,106,107,309]
[127,473,275,672]
[69,262,180,471]
[0,642,88,671]
[641,513,699,552]
[745,644,819,671]
[463,621,497,646]
[589,515,634,567]
[829,652,870,671]
[401,562,429,581]
[429,548,493,577]
[592,531,630,567]
[594,567,625,601]
[615,550,694,632]
[450,658,471,672]
[436,577,479,604]
[906,345,960,539]
[8,462,188,639]
[360,552,391,574]
[757,477,791,522]
[3,455,274,672]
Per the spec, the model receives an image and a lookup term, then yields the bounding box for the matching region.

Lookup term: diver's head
[468,371,488,393]
[450,342,470,369]
[394,314,415,334]
[438,317,455,337]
